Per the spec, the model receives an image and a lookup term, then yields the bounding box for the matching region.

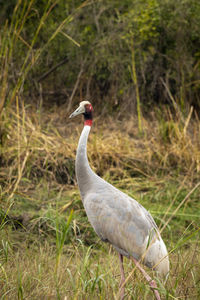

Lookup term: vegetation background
[0,0,200,299]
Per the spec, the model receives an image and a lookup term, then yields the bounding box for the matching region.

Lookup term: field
[0,2,200,298]
[0,104,200,299]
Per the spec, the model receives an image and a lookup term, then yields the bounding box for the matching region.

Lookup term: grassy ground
[0,104,200,299]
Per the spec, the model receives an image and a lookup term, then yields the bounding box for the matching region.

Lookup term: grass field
[0,104,200,299]
[0,1,200,298]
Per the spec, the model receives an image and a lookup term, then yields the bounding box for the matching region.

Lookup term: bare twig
[67,66,84,112]
[38,57,68,82]
[67,55,89,112]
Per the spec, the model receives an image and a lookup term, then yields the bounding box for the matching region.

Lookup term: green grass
[1,213,199,299]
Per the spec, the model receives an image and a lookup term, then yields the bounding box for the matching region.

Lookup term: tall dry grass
[1,103,199,189]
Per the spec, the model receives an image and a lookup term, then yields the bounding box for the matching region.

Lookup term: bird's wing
[83,179,159,260]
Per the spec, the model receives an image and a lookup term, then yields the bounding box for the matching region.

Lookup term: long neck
[75,124,95,200]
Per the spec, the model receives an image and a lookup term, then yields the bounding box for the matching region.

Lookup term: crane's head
[69,101,93,125]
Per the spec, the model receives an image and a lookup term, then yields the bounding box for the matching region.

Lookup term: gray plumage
[70,101,169,278]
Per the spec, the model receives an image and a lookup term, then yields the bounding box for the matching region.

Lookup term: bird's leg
[131,257,161,300]
[118,253,125,300]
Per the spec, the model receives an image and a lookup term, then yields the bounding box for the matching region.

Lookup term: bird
[69,100,169,299]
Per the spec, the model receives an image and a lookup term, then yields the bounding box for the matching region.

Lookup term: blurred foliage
[0,0,200,113]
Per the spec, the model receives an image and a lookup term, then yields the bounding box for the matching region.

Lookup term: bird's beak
[69,105,85,118]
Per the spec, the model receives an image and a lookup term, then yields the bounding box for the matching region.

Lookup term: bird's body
[76,124,169,276]
[70,101,169,299]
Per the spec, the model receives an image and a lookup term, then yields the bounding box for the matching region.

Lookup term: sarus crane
[69,101,169,299]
